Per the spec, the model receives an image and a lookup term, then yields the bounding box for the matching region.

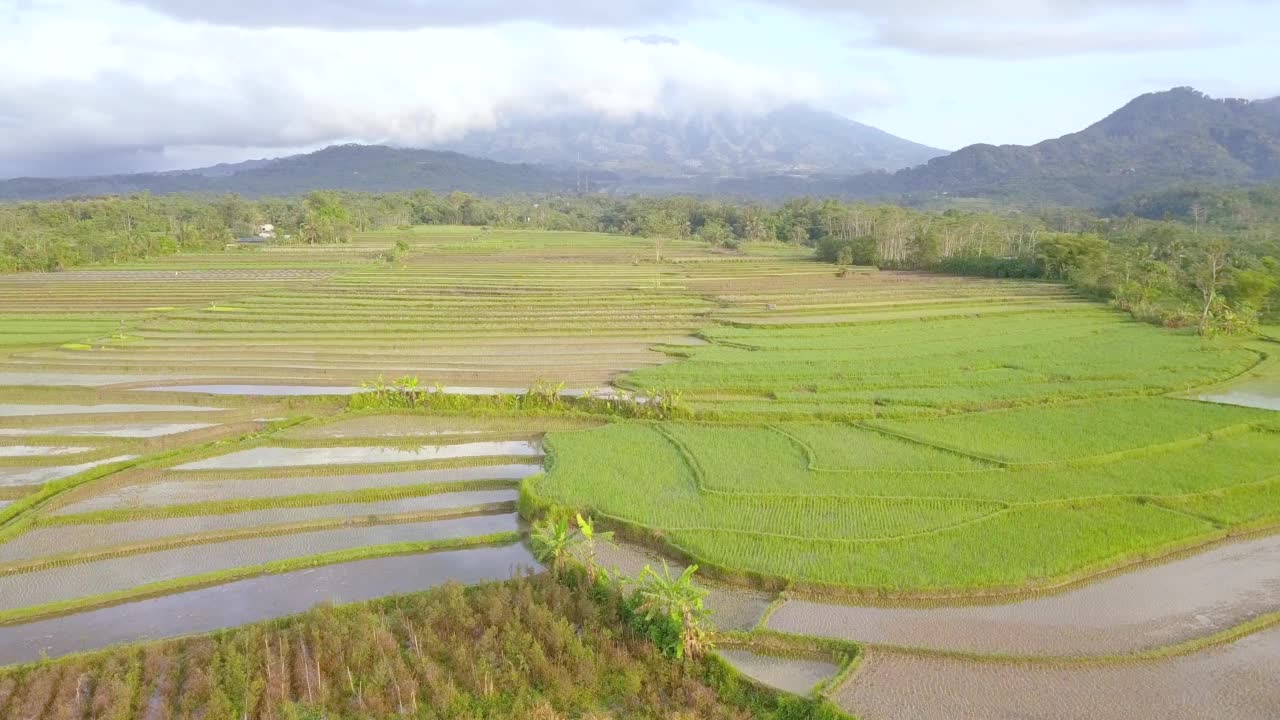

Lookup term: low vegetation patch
[0,574,848,719]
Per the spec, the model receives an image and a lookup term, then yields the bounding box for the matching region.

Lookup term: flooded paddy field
[0,513,521,612]
[285,412,600,439]
[835,626,1280,720]
[51,462,541,512]
[0,543,538,664]
[134,383,364,395]
[718,649,839,696]
[1192,352,1280,412]
[0,421,216,437]
[768,531,1280,657]
[0,489,518,563]
[174,440,541,470]
[0,455,137,486]
[0,444,94,456]
[0,403,223,417]
[0,372,191,387]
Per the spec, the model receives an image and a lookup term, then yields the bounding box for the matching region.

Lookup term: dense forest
[2,184,1278,332]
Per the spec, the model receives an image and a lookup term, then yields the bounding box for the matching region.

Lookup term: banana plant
[635,561,711,659]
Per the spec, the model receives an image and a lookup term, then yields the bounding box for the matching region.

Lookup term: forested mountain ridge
[0,145,603,201]
[869,88,1280,205]
[435,105,945,176]
[3,89,1277,206]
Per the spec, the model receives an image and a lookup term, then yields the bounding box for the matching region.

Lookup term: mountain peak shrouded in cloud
[1,0,1277,177]
[434,105,944,176]
[3,86,1280,203]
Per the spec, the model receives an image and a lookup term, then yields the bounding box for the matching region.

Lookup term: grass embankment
[0,574,849,720]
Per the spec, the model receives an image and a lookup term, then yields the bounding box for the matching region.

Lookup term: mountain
[435,105,945,177]
[0,145,605,201]
[859,87,1280,206]
[6,89,1275,206]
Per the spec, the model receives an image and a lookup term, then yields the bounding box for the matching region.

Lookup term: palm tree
[635,562,711,659]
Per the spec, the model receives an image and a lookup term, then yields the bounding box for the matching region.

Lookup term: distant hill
[0,145,603,201]
[436,105,945,176]
[6,89,1277,206]
[857,88,1280,205]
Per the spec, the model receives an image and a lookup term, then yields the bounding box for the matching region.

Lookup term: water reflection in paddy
[0,513,521,610]
[0,445,94,457]
[135,384,364,396]
[0,455,137,487]
[175,441,541,470]
[1197,381,1280,412]
[0,543,539,665]
[4,489,520,563]
[54,463,542,513]
[0,404,222,417]
[0,422,216,438]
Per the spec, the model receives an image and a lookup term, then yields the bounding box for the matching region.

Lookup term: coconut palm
[635,562,712,659]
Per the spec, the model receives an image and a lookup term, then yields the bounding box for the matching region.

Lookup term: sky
[1,0,1278,178]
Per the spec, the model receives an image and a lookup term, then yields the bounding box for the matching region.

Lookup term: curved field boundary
[848,610,1280,668]
[765,529,1280,658]
[831,622,1280,720]
[650,422,1007,508]
[857,417,1264,471]
[525,468,1280,603]
[767,422,1001,473]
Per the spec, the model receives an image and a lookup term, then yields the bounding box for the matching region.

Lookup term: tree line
[2,187,1277,330]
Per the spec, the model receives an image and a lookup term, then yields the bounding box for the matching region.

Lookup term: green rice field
[0,225,1276,717]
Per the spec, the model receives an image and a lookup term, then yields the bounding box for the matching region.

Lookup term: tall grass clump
[351,375,688,420]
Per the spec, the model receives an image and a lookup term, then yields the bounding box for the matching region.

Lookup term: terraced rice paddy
[767,531,1280,657]
[718,649,840,696]
[0,544,537,665]
[837,628,1280,720]
[0,226,1276,717]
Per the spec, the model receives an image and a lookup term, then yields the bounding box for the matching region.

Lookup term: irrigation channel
[0,228,1277,718]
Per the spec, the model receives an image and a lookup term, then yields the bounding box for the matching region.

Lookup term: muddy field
[836,626,1280,720]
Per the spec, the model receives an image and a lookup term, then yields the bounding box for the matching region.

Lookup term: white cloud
[868,23,1227,59]
[118,0,1215,30]
[0,0,823,175]
[118,0,701,29]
